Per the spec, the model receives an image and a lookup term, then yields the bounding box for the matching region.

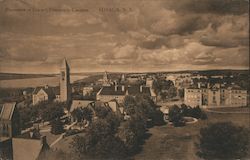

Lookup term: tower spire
[60,58,71,102]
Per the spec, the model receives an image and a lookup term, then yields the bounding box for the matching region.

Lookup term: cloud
[0,0,249,73]
[198,15,249,48]
[113,44,137,59]
[193,52,216,65]
[164,0,249,15]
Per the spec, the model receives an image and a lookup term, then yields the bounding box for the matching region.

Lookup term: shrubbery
[197,122,249,159]
[51,118,64,135]
[168,104,207,127]
[71,95,160,159]
[19,101,66,129]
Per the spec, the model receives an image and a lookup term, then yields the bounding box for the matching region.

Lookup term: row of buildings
[32,59,157,106]
[184,83,247,108]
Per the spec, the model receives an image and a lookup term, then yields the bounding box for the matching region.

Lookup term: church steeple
[60,58,71,102]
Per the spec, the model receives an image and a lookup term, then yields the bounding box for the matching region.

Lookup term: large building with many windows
[184,83,247,108]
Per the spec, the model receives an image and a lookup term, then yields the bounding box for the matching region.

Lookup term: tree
[168,105,185,127]
[178,88,184,98]
[71,108,84,122]
[167,86,177,98]
[81,107,93,122]
[51,119,64,135]
[197,122,249,159]
[124,95,136,115]
[39,102,65,121]
[118,114,147,155]
[95,105,110,119]
[71,119,127,160]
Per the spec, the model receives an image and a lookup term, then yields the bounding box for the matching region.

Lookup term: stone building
[184,83,247,108]
[96,85,157,104]
[32,85,58,105]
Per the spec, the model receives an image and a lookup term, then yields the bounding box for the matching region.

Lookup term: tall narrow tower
[60,58,71,102]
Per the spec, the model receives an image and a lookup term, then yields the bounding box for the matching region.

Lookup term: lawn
[207,107,249,113]
[134,111,250,160]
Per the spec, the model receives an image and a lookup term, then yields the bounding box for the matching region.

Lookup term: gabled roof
[12,138,44,160]
[107,99,124,114]
[0,102,16,120]
[32,86,56,98]
[70,100,94,112]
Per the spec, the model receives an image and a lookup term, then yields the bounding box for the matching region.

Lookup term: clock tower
[60,58,71,102]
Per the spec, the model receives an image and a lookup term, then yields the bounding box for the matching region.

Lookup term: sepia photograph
[0,0,249,160]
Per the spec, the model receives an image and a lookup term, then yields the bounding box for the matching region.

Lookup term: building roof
[108,100,125,114]
[70,100,94,112]
[12,138,44,160]
[228,84,244,90]
[0,136,10,142]
[0,102,16,120]
[127,86,151,96]
[32,86,56,98]
[98,86,126,96]
[98,85,153,96]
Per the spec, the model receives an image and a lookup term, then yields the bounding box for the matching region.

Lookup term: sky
[0,0,249,73]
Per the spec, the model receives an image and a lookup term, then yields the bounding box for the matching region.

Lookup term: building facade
[96,85,157,104]
[184,84,247,108]
[32,86,58,105]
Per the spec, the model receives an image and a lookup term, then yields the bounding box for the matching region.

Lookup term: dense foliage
[51,118,64,135]
[19,102,66,129]
[152,78,177,100]
[71,95,162,160]
[169,104,207,127]
[168,105,185,127]
[197,122,249,159]
[71,107,93,122]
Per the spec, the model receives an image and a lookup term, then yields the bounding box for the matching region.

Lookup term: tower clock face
[61,71,65,80]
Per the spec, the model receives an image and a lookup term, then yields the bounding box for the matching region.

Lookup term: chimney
[140,85,143,92]
[44,85,49,89]
[207,83,210,89]
[122,85,125,91]
[115,85,118,92]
